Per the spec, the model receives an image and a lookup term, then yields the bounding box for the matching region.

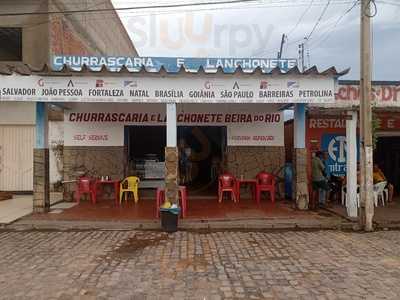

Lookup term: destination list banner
[0,74,335,104]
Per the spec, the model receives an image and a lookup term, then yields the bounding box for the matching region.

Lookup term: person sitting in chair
[373,163,394,202]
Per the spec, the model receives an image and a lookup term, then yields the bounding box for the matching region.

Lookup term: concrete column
[293,104,309,210]
[165,103,178,204]
[346,110,358,217]
[33,102,50,213]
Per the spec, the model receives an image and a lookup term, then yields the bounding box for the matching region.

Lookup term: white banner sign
[0,74,335,104]
[64,103,284,147]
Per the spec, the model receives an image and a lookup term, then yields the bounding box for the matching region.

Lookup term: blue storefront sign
[321,134,360,177]
[52,56,298,73]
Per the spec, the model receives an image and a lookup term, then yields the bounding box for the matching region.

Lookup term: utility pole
[278,34,286,59]
[298,42,305,72]
[360,0,374,231]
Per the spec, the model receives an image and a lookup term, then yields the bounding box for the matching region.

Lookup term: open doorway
[375,136,400,195]
[178,126,226,195]
[125,126,166,189]
[124,125,227,195]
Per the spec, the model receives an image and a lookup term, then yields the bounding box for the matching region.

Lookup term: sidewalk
[0,193,63,225]
[1,194,356,231]
[326,200,400,229]
[9,205,354,231]
[0,195,32,224]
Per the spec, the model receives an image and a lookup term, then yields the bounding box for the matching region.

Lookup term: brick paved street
[1,230,400,299]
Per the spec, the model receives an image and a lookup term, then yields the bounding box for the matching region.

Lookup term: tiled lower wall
[63,146,125,200]
[226,146,285,178]
[62,145,286,200]
[33,148,50,212]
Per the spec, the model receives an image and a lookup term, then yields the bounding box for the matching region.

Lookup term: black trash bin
[160,208,180,232]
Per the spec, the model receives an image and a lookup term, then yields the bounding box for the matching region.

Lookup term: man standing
[312,151,329,208]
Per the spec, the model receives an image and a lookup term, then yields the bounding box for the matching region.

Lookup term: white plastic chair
[373,181,387,207]
[342,185,360,207]
[383,187,389,203]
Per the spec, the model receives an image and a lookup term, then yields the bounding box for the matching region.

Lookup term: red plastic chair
[75,177,96,204]
[156,186,187,218]
[218,173,237,203]
[255,172,276,204]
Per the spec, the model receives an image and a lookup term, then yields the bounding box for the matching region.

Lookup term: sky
[112,0,400,80]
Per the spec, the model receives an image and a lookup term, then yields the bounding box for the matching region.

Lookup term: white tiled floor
[0,195,32,224]
[0,192,67,224]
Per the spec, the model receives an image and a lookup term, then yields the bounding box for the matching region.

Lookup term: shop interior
[375,136,400,194]
[125,125,226,195]
[41,103,315,222]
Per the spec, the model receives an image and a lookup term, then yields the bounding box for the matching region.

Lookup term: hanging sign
[64,103,284,147]
[0,74,335,104]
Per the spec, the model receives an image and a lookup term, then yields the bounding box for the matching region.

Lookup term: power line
[308,0,359,47]
[252,0,336,57]
[251,37,305,57]
[0,0,300,17]
[254,0,359,57]
[287,0,315,37]
[11,1,356,33]
[378,0,400,6]
[0,0,363,17]
[306,0,332,40]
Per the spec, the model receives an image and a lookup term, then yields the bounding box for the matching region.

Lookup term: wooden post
[360,0,374,231]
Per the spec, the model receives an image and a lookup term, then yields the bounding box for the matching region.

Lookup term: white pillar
[166,103,177,147]
[346,110,358,217]
[293,104,309,210]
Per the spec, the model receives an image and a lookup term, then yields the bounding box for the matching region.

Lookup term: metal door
[0,125,35,191]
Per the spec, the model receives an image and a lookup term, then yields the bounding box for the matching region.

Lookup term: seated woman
[373,164,394,202]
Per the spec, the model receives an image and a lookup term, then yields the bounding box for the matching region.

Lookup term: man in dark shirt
[312,151,329,207]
